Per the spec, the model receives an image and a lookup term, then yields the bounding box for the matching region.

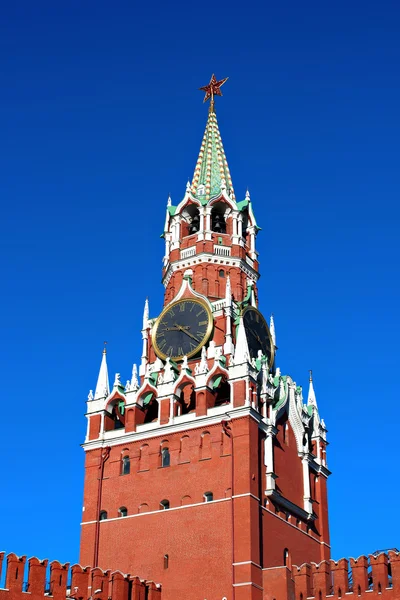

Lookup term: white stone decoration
[94,349,110,400]
[131,364,139,390]
[87,389,94,401]
[270,314,276,347]
[233,315,250,365]
[113,373,122,388]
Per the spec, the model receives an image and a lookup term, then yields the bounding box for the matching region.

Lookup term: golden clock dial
[152,298,213,361]
[242,306,275,366]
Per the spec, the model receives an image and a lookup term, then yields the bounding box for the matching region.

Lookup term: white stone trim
[162,252,259,287]
[233,582,263,590]
[81,496,230,525]
[233,561,262,568]
[232,492,260,501]
[83,406,254,451]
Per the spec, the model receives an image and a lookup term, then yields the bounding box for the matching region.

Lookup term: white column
[302,455,313,515]
[237,213,243,238]
[265,425,277,492]
[169,396,175,423]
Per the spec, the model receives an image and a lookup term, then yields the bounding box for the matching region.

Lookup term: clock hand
[174,324,200,343]
[165,326,190,331]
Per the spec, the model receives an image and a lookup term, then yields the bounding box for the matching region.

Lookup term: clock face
[152,298,213,361]
[242,306,274,366]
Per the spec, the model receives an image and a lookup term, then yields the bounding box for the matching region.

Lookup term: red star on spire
[199,74,229,107]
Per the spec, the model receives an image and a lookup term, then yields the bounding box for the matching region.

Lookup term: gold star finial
[199,74,228,112]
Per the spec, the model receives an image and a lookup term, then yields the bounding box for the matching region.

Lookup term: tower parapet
[263,552,400,600]
[0,552,161,600]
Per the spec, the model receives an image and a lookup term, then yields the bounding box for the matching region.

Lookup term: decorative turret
[307,369,318,408]
[94,347,109,400]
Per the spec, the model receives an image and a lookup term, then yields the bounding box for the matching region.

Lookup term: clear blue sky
[1,0,399,568]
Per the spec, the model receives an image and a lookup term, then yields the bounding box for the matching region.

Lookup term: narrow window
[160,499,170,510]
[99,510,107,521]
[219,269,225,278]
[204,492,213,502]
[118,506,128,517]
[164,554,169,569]
[162,447,170,467]
[121,455,130,475]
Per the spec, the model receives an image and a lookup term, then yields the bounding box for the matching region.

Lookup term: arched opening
[181,204,201,237]
[164,554,169,569]
[161,447,170,467]
[144,398,159,423]
[241,209,249,245]
[211,203,227,234]
[177,384,196,415]
[99,510,107,521]
[118,506,128,517]
[121,455,130,475]
[283,548,291,569]
[104,400,125,431]
[219,269,225,278]
[204,492,213,502]
[160,499,170,510]
[213,378,231,407]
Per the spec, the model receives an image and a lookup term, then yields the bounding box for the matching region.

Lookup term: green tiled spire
[191,107,235,204]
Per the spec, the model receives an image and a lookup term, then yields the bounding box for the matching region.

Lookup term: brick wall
[0,553,161,600]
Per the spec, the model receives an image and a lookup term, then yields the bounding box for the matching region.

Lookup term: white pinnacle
[143,298,149,330]
[233,314,250,365]
[225,275,232,306]
[94,348,110,400]
[307,370,318,408]
[131,364,139,389]
[270,314,276,346]
[167,194,172,207]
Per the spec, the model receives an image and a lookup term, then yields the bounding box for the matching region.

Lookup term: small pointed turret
[270,314,276,347]
[307,370,318,408]
[94,347,110,400]
[143,298,149,330]
[167,194,172,207]
[233,314,250,365]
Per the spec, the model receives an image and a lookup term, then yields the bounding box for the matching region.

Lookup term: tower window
[204,492,213,502]
[99,511,107,521]
[160,499,170,510]
[121,455,130,475]
[219,269,225,278]
[164,554,169,569]
[118,506,128,517]
[161,447,170,467]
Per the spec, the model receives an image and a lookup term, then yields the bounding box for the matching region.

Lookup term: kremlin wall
[1,551,400,600]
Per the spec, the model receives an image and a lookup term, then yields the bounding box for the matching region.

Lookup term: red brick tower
[80,75,331,600]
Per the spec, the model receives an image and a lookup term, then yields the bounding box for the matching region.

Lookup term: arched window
[219,269,225,278]
[164,554,169,569]
[211,205,226,233]
[283,548,291,569]
[204,492,213,502]
[162,447,170,467]
[121,455,130,475]
[160,499,170,510]
[99,510,107,521]
[118,506,128,517]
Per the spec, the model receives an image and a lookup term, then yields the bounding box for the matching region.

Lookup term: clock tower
[80,76,331,600]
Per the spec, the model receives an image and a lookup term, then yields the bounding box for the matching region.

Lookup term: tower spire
[94,345,110,400]
[192,75,234,202]
[307,369,318,408]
